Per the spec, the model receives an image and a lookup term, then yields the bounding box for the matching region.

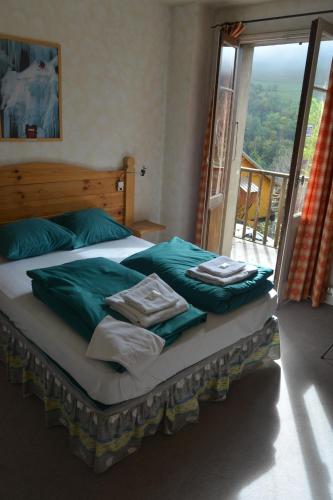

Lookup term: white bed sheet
[0,236,277,405]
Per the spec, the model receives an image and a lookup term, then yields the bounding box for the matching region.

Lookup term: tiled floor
[231,237,278,270]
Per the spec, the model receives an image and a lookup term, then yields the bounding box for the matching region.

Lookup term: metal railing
[234,166,290,248]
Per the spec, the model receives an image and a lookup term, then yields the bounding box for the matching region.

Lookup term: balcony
[231,165,292,272]
[231,236,278,272]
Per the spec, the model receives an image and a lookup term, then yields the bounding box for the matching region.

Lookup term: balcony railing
[234,166,291,249]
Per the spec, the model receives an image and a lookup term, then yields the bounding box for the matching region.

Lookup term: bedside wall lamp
[116,160,147,192]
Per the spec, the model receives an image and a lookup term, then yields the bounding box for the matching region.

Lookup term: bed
[0,158,280,473]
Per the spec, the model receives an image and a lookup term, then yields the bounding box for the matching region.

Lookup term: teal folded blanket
[27,257,207,354]
[121,237,274,314]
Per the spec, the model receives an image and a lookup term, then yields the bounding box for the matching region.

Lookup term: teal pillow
[51,208,132,248]
[0,218,75,260]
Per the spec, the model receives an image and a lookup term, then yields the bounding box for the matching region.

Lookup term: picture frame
[0,33,62,141]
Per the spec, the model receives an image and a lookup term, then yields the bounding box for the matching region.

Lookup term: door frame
[275,17,333,300]
[220,44,254,256]
[219,28,318,282]
[221,29,310,262]
[202,31,240,252]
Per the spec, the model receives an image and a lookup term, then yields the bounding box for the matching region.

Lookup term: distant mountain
[251,41,333,88]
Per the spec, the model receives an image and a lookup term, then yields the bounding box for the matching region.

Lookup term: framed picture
[0,33,62,141]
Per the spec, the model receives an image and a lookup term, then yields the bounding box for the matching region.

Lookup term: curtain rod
[211,9,333,29]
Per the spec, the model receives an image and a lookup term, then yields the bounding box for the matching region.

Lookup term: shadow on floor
[1,300,333,500]
[0,363,281,500]
[278,301,333,500]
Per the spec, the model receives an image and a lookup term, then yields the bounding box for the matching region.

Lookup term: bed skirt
[0,312,280,473]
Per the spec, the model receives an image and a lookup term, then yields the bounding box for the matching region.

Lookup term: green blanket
[121,237,274,314]
[27,258,207,351]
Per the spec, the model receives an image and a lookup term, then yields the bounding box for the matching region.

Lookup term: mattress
[0,236,277,405]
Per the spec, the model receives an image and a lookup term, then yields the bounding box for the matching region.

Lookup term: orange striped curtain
[194,102,213,246]
[286,61,333,306]
[194,22,244,247]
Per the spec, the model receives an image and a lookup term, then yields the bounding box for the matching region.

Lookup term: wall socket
[117,180,124,192]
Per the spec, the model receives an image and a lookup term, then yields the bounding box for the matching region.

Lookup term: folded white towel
[122,273,178,314]
[198,256,246,278]
[106,275,189,328]
[187,264,258,286]
[86,315,165,378]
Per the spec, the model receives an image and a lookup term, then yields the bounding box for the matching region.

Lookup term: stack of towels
[187,256,257,286]
[106,273,189,327]
[86,274,189,378]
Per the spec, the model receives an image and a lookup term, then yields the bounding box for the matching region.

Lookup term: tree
[244,83,299,171]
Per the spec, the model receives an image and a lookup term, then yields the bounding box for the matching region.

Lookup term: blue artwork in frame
[0,34,62,140]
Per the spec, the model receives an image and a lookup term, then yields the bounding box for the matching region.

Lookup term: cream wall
[161,3,214,241]
[0,0,170,222]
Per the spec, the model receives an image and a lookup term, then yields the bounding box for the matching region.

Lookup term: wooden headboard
[0,156,135,226]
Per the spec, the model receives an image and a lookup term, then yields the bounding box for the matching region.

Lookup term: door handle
[233,121,239,160]
[298,175,305,186]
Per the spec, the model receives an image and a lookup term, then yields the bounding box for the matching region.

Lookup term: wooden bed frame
[0,158,280,472]
[0,156,135,226]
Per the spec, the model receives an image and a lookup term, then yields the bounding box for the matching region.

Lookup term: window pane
[295,88,325,214]
[219,46,236,89]
[314,38,333,88]
[210,43,236,197]
[213,90,232,166]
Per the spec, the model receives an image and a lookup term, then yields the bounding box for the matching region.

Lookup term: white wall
[0,0,170,221]
[160,3,214,241]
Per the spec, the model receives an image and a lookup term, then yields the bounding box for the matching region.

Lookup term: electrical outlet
[117,180,124,192]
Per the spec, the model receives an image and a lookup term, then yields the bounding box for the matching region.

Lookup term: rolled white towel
[198,256,246,278]
[187,264,258,286]
[121,273,178,314]
[86,315,165,378]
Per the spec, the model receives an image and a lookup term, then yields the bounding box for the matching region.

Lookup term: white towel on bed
[198,256,246,278]
[121,273,178,314]
[187,264,258,286]
[86,315,165,378]
[106,275,189,328]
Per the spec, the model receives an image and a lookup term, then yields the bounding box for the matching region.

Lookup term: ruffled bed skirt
[0,312,279,473]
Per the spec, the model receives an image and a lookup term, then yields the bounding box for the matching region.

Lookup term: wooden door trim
[203,31,239,250]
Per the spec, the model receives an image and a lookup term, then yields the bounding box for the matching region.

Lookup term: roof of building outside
[242,151,264,171]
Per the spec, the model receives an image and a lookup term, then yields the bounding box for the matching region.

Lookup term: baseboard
[324,286,333,306]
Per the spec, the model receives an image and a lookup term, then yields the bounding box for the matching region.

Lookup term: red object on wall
[25,125,37,138]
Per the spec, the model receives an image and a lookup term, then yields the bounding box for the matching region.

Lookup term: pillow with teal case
[0,218,75,260]
[51,208,132,248]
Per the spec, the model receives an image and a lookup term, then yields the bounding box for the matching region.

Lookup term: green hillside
[243,41,332,174]
[252,79,302,102]
[244,81,323,175]
[244,81,300,173]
